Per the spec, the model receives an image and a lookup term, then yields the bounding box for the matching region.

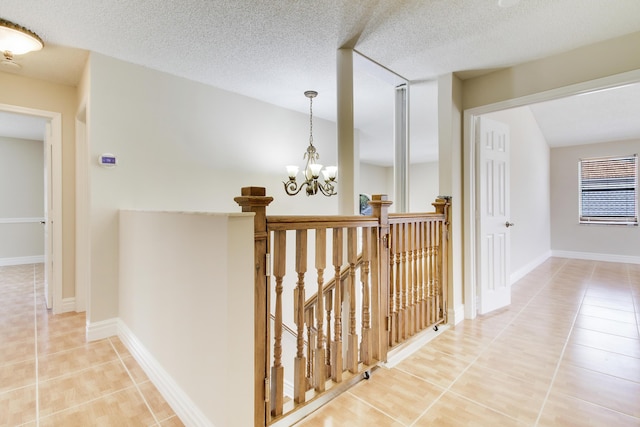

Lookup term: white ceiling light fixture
[0,18,44,63]
[284,90,337,197]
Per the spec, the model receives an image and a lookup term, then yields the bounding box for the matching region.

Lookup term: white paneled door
[477,116,512,315]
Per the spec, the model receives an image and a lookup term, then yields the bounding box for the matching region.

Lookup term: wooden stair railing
[236,188,450,427]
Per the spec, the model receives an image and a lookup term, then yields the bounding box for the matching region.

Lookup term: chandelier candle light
[284,90,338,196]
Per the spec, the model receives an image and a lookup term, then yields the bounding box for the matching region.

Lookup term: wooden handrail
[303,254,363,310]
[388,212,445,223]
[270,313,307,344]
[267,215,378,231]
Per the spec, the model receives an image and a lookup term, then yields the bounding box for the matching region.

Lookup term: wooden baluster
[388,223,396,345]
[331,228,343,383]
[430,220,436,325]
[395,222,402,343]
[419,221,427,330]
[347,227,358,373]
[425,219,432,327]
[400,222,408,341]
[294,230,307,404]
[314,228,326,392]
[325,289,332,377]
[271,230,286,416]
[360,227,372,365]
[413,221,422,332]
[305,307,315,389]
[409,221,416,336]
[434,219,441,323]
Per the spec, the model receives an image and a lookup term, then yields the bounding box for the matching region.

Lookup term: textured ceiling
[1,0,640,163]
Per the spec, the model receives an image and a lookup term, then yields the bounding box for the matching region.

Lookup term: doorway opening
[463,69,640,319]
[0,103,62,313]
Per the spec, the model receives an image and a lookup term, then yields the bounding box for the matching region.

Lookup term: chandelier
[284,90,337,196]
[0,18,44,62]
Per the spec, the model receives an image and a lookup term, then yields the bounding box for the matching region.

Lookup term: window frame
[578,154,638,226]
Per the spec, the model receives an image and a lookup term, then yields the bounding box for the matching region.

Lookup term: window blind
[579,154,638,224]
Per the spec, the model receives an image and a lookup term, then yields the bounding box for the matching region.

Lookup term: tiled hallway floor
[296,258,640,426]
[0,263,183,426]
[2,259,639,426]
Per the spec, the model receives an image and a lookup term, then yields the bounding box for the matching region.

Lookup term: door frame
[0,103,62,313]
[463,69,640,320]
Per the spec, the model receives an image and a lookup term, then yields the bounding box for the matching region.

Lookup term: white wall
[359,162,391,202]
[0,136,44,263]
[359,161,439,213]
[551,138,640,262]
[87,53,339,324]
[119,210,254,427]
[409,162,439,212]
[485,107,551,280]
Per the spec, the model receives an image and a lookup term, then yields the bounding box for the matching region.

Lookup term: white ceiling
[1,0,640,164]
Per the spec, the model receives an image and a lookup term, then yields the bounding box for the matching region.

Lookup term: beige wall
[410,162,439,212]
[359,161,439,213]
[463,31,640,110]
[86,53,339,323]
[0,72,77,298]
[119,210,254,427]
[0,137,44,260]
[551,139,640,260]
[438,73,463,322]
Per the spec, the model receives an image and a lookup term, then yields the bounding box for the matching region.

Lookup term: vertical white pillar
[394,84,410,212]
[337,48,357,215]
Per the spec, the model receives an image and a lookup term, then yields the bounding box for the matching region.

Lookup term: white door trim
[463,69,640,320]
[75,110,89,313]
[0,103,63,314]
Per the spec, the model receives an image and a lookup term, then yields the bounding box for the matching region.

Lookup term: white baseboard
[61,298,76,313]
[284,379,294,399]
[0,255,45,266]
[552,250,640,265]
[383,324,449,368]
[511,251,552,284]
[86,318,119,342]
[451,304,465,324]
[118,320,213,427]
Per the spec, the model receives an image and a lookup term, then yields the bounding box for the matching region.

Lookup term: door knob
[505,221,514,228]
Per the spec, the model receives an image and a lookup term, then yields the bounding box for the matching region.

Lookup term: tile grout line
[345,390,411,426]
[407,258,572,426]
[396,359,533,425]
[533,260,596,427]
[37,384,143,422]
[32,264,40,427]
[108,338,162,426]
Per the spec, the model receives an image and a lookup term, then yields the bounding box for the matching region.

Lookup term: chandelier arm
[283,180,306,196]
[317,180,337,197]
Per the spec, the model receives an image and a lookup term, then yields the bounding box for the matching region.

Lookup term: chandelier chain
[309,96,314,146]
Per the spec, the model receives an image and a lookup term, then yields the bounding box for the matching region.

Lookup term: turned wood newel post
[369,194,392,362]
[432,197,451,325]
[235,186,273,427]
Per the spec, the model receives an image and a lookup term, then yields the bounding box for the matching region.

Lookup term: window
[579,154,638,225]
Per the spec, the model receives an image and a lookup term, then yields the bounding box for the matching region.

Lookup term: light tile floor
[3,259,639,426]
[0,263,184,426]
[296,258,640,426]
